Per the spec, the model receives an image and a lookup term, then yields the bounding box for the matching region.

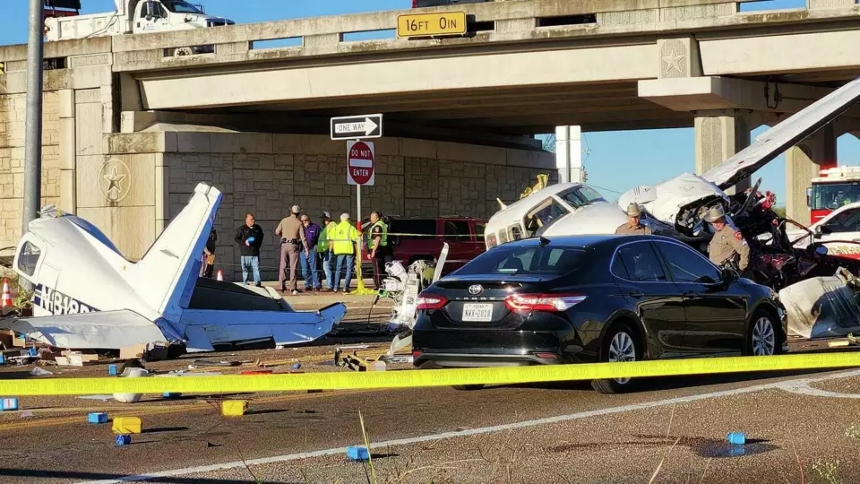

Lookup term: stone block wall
[163,131,555,282]
[0,91,61,250]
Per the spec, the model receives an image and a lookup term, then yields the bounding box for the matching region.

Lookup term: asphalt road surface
[1,336,859,484]
[0,285,857,484]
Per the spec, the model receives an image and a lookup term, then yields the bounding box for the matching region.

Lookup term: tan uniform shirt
[708,225,750,270]
[615,223,652,235]
[275,215,307,245]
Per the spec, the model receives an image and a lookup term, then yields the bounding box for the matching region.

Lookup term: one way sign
[330,114,383,140]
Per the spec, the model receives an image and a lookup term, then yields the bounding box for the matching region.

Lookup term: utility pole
[23,0,44,234]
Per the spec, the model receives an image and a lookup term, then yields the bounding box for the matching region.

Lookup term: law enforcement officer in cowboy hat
[615,203,652,235]
[703,205,750,275]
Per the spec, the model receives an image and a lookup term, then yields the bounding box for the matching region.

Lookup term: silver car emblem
[468,284,483,295]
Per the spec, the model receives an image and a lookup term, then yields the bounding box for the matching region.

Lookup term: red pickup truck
[360,216,487,275]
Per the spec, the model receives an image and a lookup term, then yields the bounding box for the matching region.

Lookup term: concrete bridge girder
[640,76,852,218]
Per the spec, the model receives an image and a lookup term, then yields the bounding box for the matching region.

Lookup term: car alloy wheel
[608,331,636,384]
[752,316,776,356]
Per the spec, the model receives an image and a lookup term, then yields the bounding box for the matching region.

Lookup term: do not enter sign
[347,140,375,186]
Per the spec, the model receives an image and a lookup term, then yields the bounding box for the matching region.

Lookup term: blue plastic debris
[0,355,6,364]
[347,446,369,461]
[115,434,131,446]
[27,347,37,357]
[108,364,118,376]
[88,412,108,424]
[163,392,181,398]
[727,432,746,445]
[0,398,18,411]
[292,363,301,370]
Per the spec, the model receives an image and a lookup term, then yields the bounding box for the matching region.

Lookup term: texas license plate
[462,303,493,322]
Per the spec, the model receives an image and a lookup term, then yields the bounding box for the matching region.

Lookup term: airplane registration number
[462,303,493,322]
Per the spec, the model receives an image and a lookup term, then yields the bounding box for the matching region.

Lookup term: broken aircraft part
[1,182,347,353]
[780,268,860,339]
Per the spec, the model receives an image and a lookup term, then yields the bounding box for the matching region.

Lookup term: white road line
[78,369,860,484]
[776,379,860,399]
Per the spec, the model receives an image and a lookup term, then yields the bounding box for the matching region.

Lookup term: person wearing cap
[299,213,322,292]
[615,203,652,235]
[317,212,337,291]
[366,211,392,290]
[703,205,750,273]
[275,205,307,295]
[330,213,360,293]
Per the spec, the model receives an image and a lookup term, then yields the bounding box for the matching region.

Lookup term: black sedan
[411,234,788,394]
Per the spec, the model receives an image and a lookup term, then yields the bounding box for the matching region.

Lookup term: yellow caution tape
[1,352,859,396]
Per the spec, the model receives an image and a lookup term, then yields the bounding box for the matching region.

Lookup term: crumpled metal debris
[779,267,860,339]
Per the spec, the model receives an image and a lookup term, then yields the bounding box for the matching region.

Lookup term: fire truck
[806,166,860,224]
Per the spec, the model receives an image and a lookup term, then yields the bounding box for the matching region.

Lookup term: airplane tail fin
[127,183,222,320]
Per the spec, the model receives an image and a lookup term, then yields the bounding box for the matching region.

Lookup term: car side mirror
[720,268,737,284]
[806,187,812,207]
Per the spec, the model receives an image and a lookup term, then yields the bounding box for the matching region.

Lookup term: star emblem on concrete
[103,165,126,199]
[662,48,685,74]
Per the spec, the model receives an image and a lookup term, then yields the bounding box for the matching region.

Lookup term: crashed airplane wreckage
[486,75,860,340]
[1,182,347,354]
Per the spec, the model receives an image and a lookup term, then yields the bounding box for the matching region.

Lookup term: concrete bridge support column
[58,89,76,214]
[694,109,752,194]
[555,125,583,183]
[786,123,836,224]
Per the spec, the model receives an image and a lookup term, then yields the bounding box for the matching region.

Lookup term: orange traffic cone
[1,279,11,308]
[216,270,223,281]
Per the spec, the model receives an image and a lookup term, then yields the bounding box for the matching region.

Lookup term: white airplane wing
[702,76,860,190]
[0,310,166,349]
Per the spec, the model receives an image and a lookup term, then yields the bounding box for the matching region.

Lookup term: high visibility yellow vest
[366,220,388,247]
[332,221,358,255]
[317,221,336,253]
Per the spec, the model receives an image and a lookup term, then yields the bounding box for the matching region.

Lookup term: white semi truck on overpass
[43,0,234,56]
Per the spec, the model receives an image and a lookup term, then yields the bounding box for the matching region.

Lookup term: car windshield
[455,245,586,276]
[161,0,203,13]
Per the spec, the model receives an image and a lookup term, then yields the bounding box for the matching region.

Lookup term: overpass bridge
[0,0,859,275]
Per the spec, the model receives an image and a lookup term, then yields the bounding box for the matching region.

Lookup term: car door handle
[628,290,644,298]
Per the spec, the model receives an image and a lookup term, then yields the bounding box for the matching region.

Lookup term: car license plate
[462,303,493,322]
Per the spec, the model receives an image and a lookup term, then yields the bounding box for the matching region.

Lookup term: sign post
[346,140,377,296]
[332,114,383,295]
[347,139,376,236]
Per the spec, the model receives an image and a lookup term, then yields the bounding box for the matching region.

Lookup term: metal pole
[23,0,45,234]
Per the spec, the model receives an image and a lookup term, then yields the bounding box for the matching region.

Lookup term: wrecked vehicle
[1,182,347,355]
[485,75,860,340]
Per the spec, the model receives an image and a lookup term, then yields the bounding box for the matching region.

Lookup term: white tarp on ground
[779,275,860,339]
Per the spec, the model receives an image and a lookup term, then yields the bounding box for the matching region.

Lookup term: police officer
[366,211,392,290]
[615,203,652,235]
[703,205,750,274]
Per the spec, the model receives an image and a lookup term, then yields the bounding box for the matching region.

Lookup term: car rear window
[456,245,586,275]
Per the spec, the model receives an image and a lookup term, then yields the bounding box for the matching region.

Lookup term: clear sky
[5,0,859,206]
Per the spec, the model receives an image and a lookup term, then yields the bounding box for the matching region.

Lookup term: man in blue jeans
[331,213,359,293]
[299,213,322,292]
[234,213,264,286]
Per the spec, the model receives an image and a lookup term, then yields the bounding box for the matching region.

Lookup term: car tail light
[505,293,587,312]
[416,293,447,310]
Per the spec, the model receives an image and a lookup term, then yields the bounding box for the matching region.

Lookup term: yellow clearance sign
[397,11,468,38]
